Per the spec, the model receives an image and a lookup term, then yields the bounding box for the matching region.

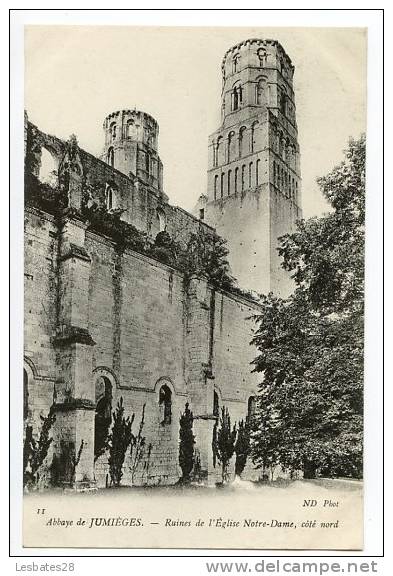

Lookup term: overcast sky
[25,26,366,218]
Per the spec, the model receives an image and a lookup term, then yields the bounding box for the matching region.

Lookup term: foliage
[107,397,134,487]
[212,406,237,483]
[179,229,234,289]
[23,406,56,489]
[85,205,147,253]
[234,418,251,476]
[25,173,68,215]
[129,404,151,485]
[250,135,365,479]
[178,403,195,483]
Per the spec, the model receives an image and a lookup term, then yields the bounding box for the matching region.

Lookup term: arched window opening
[145,153,150,174]
[216,136,223,166]
[23,369,29,421]
[241,165,246,191]
[109,122,117,141]
[239,126,247,158]
[227,170,232,196]
[105,183,118,211]
[247,396,257,424]
[256,159,260,186]
[220,173,225,198]
[214,175,219,201]
[38,148,58,186]
[256,78,266,106]
[227,131,235,162]
[107,147,114,167]
[156,208,166,232]
[232,84,243,111]
[251,121,259,152]
[94,376,112,462]
[295,181,298,203]
[159,385,172,425]
[213,391,219,417]
[249,162,253,189]
[235,168,239,194]
[232,53,240,73]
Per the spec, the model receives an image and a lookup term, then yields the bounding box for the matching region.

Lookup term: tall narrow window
[221,172,225,198]
[109,122,117,141]
[241,165,245,191]
[159,385,172,425]
[107,147,114,167]
[23,369,29,421]
[277,166,281,189]
[95,376,112,460]
[235,167,239,194]
[256,159,260,186]
[214,175,218,201]
[145,153,150,174]
[239,127,247,158]
[227,170,232,196]
[106,185,113,210]
[249,162,253,189]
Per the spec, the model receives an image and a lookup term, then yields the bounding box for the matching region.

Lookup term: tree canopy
[250,135,365,479]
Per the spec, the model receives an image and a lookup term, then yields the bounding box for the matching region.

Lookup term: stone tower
[102,109,164,196]
[202,39,302,297]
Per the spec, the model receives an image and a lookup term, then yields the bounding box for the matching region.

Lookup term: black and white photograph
[10,15,382,553]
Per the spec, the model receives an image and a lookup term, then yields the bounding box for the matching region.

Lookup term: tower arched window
[145,152,150,174]
[241,165,246,191]
[107,147,114,167]
[249,162,253,189]
[227,170,232,196]
[235,167,239,194]
[126,119,134,138]
[221,172,225,198]
[216,136,223,166]
[232,83,242,111]
[239,126,247,158]
[214,175,219,201]
[109,122,117,141]
[256,159,260,186]
[105,183,118,211]
[232,53,240,73]
[95,375,113,460]
[228,131,235,162]
[256,78,266,106]
[251,121,259,153]
[159,385,172,425]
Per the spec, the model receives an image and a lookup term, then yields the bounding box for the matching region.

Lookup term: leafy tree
[179,229,234,289]
[107,397,134,487]
[179,402,195,483]
[23,406,56,489]
[234,418,251,477]
[251,135,365,479]
[212,406,237,483]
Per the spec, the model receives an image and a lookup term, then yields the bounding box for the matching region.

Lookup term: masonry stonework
[24,39,302,488]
